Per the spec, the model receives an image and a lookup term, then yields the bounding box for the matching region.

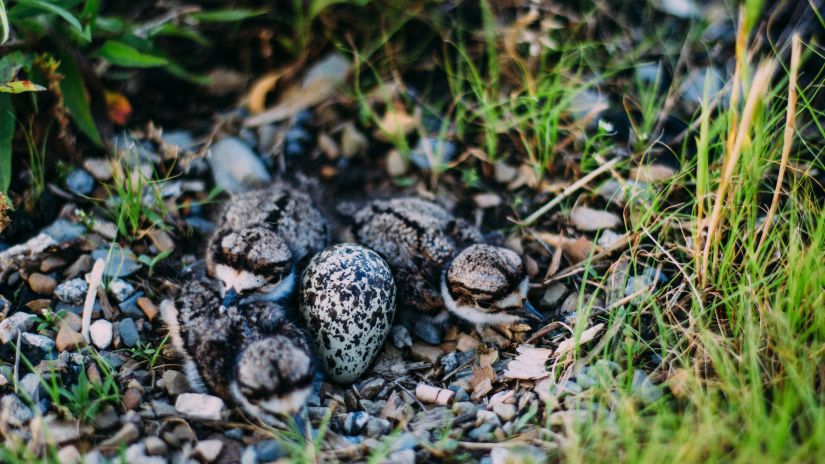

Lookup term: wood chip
[415,384,455,406]
[504,345,553,380]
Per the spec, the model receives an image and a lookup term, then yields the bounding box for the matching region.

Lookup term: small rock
[341,123,368,158]
[387,449,416,464]
[83,158,113,181]
[360,399,387,416]
[241,446,257,464]
[468,423,494,440]
[540,282,568,309]
[441,350,476,372]
[366,416,392,437]
[137,297,159,321]
[57,445,82,464]
[194,439,224,462]
[56,325,86,351]
[91,248,142,277]
[175,393,226,421]
[59,312,82,331]
[124,443,165,464]
[90,319,113,350]
[108,279,135,302]
[409,137,456,170]
[569,207,621,231]
[1,394,33,426]
[391,325,412,349]
[476,410,501,427]
[597,229,624,248]
[0,312,36,343]
[25,298,51,314]
[494,162,518,183]
[118,292,145,319]
[385,149,409,177]
[22,332,55,352]
[41,219,85,243]
[473,193,502,209]
[358,377,387,400]
[54,278,89,305]
[63,255,93,278]
[410,342,443,365]
[412,318,443,345]
[162,370,189,396]
[66,169,95,195]
[343,411,370,435]
[453,401,480,417]
[255,439,284,462]
[631,370,663,404]
[144,436,167,456]
[150,400,176,417]
[492,403,517,422]
[28,273,57,295]
[118,318,140,347]
[122,388,142,411]
[94,404,119,430]
[19,373,41,399]
[208,137,271,194]
[40,256,66,273]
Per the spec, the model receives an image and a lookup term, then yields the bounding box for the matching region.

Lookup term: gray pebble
[441,350,476,372]
[631,370,663,404]
[391,325,412,349]
[118,318,140,347]
[0,312,35,344]
[467,423,494,441]
[412,318,442,345]
[66,169,95,195]
[1,394,33,427]
[92,248,142,277]
[42,219,86,243]
[21,332,54,352]
[358,377,387,400]
[360,399,386,416]
[255,439,284,461]
[109,279,135,302]
[208,137,271,194]
[366,417,392,437]
[343,411,369,435]
[54,278,89,305]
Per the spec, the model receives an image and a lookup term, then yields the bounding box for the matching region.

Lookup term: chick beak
[521,299,545,321]
[221,288,240,310]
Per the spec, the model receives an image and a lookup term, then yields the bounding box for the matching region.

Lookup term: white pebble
[175,393,226,421]
[89,320,113,349]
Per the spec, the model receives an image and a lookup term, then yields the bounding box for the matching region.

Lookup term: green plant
[126,334,168,370]
[137,248,173,276]
[104,151,171,242]
[32,307,66,332]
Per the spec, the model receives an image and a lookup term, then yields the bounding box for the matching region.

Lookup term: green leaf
[187,8,267,23]
[98,40,168,68]
[0,95,13,194]
[0,0,9,46]
[0,51,33,82]
[13,0,90,42]
[0,80,46,93]
[149,23,210,46]
[163,61,211,86]
[56,47,102,146]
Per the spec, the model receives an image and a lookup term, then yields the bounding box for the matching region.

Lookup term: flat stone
[195,439,224,462]
[108,279,135,302]
[490,446,546,464]
[492,403,517,422]
[175,393,226,421]
[358,377,387,400]
[59,312,82,332]
[1,394,33,426]
[540,282,568,309]
[0,312,36,343]
[162,370,188,396]
[208,137,271,194]
[366,416,392,437]
[91,248,142,278]
[93,404,119,430]
[56,325,86,351]
[66,169,95,195]
[22,332,55,352]
[137,297,159,321]
[28,273,57,295]
[25,298,52,314]
[90,319,113,349]
[57,445,82,464]
[144,436,168,456]
[410,342,443,365]
[118,318,140,347]
[83,158,113,181]
[122,388,142,411]
[255,440,284,462]
[40,256,66,273]
[42,219,85,243]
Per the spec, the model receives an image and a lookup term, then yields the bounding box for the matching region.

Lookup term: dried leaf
[554,323,604,357]
[0,80,46,93]
[374,105,419,141]
[246,70,286,114]
[244,79,335,127]
[534,232,595,264]
[104,90,132,125]
[630,164,676,183]
[504,345,553,380]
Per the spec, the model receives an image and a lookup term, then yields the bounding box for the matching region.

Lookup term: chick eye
[477,301,493,309]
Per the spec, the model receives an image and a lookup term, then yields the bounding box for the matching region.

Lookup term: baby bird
[207,183,329,306]
[160,278,314,422]
[351,197,541,342]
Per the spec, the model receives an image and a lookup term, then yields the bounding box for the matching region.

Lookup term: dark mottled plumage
[351,197,481,315]
[299,244,396,383]
[446,244,525,306]
[160,278,314,419]
[218,183,329,264]
[206,224,292,283]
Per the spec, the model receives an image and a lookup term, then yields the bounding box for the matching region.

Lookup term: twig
[759,34,800,249]
[82,259,106,343]
[519,157,622,226]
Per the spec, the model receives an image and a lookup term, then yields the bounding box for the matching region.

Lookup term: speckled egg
[299,243,396,383]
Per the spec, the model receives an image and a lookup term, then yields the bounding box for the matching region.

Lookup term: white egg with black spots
[300,244,396,383]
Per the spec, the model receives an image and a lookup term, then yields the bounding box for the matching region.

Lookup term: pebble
[453,401,480,417]
[144,436,168,456]
[21,332,55,352]
[360,399,386,416]
[412,318,443,345]
[90,319,113,350]
[490,446,546,464]
[175,393,226,421]
[28,273,57,295]
[162,370,188,396]
[83,158,113,181]
[492,403,517,422]
[358,377,387,400]
[194,439,224,462]
[118,318,140,347]
[54,278,89,305]
[409,137,456,170]
[456,333,481,352]
[118,292,145,319]
[391,325,412,349]
[440,350,476,373]
[569,206,621,231]
[56,325,86,351]
[0,312,36,343]
[19,373,41,399]
[150,400,177,417]
[1,394,34,426]
[91,248,142,277]
[40,256,66,273]
[410,342,443,365]
[109,279,135,302]
[343,411,369,435]
[122,388,142,411]
[255,439,284,461]
[56,445,82,464]
[66,169,95,195]
[208,137,271,193]
[63,255,93,278]
[473,193,502,209]
[387,449,416,464]
[385,149,409,177]
[366,416,392,437]
[468,423,494,440]
[40,219,84,243]
[540,282,568,309]
[631,370,663,404]
[341,123,368,158]
[94,404,119,430]
[476,410,501,427]
[124,443,165,464]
